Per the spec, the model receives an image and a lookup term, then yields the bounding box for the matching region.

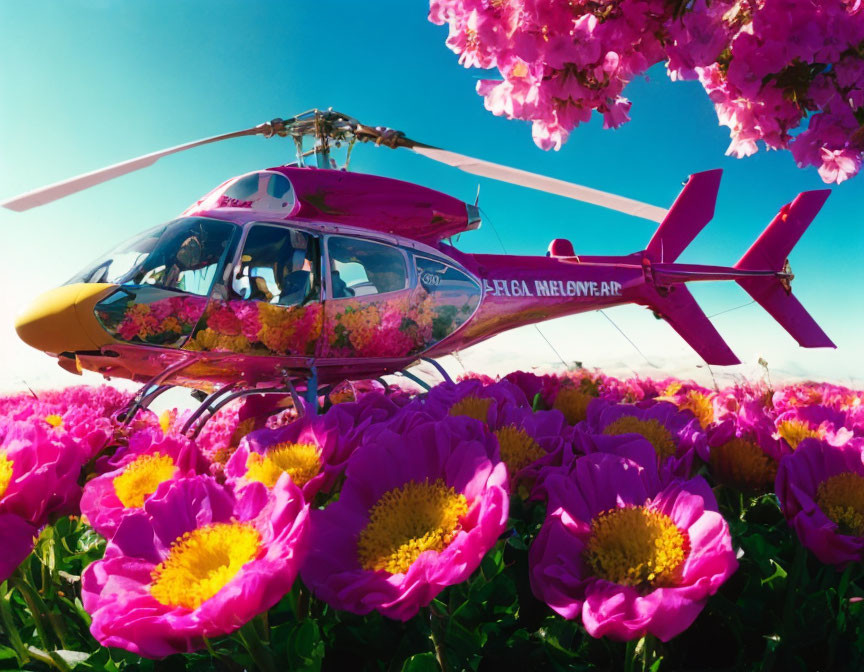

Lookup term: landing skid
[395,356,454,391]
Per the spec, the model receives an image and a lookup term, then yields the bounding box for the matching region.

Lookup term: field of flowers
[0,370,862,671]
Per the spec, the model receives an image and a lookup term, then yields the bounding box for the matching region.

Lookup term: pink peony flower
[82,474,309,658]
[775,437,864,567]
[530,450,737,641]
[321,391,404,467]
[0,422,82,526]
[225,405,346,500]
[422,378,529,427]
[491,404,571,494]
[301,414,509,620]
[580,399,705,479]
[701,420,785,493]
[0,513,37,582]
[80,428,205,538]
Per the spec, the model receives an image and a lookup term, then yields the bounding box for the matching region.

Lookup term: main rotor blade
[411,146,668,223]
[1,126,269,212]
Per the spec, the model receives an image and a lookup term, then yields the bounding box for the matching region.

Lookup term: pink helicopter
[5,110,834,423]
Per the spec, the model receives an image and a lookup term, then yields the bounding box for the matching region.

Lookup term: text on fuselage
[482,279,622,298]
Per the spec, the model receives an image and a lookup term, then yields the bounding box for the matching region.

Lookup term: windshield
[68,217,237,296]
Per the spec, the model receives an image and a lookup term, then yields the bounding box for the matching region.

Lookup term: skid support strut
[119,358,193,426]
[420,357,453,385]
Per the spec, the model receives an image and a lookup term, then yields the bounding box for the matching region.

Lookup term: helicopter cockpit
[64,212,482,364]
[69,217,236,295]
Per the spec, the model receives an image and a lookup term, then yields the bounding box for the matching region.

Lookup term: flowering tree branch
[429,0,864,183]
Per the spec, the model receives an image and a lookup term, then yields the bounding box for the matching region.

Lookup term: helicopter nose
[15,283,117,354]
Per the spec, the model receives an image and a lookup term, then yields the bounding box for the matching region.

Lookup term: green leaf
[401,652,440,672]
[761,559,788,587]
[286,619,325,671]
[53,650,91,669]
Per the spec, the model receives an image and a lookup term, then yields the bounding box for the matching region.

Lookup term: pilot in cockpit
[276,230,314,306]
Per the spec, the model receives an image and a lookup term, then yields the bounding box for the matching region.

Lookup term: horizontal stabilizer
[645,169,723,263]
[647,286,741,366]
[737,278,835,348]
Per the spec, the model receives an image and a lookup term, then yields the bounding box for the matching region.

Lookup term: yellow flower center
[777,420,821,450]
[709,438,777,493]
[603,417,677,461]
[449,395,492,423]
[663,382,683,397]
[0,451,13,498]
[158,410,174,434]
[678,390,714,429]
[357,479,468,574]
[150,522,261,609]
[553,387,595,424]
[494,425,546,473]
[244,442,321,488]
[44,414,63,428]
[816,472,864,536]
[585,506,689,587]
[112,453,178,508]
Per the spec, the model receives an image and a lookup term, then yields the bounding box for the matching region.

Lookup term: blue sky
[1,0,861,393]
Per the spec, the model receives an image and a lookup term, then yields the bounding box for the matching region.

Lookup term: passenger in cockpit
[277,247,312,306]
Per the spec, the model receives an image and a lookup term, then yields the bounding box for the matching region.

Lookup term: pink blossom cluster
[429,0,864,183]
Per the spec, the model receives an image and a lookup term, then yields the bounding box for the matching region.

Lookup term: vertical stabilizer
[645,169,723,262]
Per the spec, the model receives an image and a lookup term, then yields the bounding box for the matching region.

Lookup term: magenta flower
[196,394,294,473]
[225,405,345,499]
[530,449,737,641]
[0,513,37,582]
[701,420,785,494]
[301,415,508,621]
[321,391,403,466]
[82,474,309,658]
[0,422,82,526]
[774,404,856,450]
[0,385,132,461]
[422,379,529,426]
[80,428,205,538]
[492,405,571,494]
[581,399,704,479]
[775,437,864,567]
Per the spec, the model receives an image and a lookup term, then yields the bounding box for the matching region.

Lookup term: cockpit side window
[232,224,320,306]
[130,219,235,296]
[67,218,235,297]
[326,237,407,298]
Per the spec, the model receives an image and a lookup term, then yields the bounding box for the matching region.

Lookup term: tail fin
[735,190,835,349]
[645,169,723,262]
[644,286,741,366]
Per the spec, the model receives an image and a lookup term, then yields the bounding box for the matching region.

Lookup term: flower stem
[427,602,449,672]
[0,581,29,667]
[237,620,277,672]
[9,574,54,653]
[782,541,807,637]
[624,638,639,672]
[296,583,310,621]
[642,634,660,671]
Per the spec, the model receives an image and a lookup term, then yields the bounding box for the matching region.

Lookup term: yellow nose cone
[15,283,117,354]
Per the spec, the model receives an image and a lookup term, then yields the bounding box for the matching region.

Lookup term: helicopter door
[92,217,236,348]
[408,256,482,353]
[321,236,421,358]
[184,223,322,357]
